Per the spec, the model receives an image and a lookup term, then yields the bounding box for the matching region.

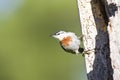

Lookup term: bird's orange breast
[61,36,72,47]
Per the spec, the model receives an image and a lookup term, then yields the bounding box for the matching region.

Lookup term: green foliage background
[0,0,87,80]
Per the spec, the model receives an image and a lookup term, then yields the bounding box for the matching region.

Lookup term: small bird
[52,31,84,54]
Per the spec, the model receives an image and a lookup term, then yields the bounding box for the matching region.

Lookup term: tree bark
[77,0,120,80]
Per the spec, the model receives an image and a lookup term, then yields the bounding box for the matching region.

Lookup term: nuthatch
[52,31,84,54]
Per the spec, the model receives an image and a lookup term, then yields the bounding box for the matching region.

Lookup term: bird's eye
[56,33,60,35]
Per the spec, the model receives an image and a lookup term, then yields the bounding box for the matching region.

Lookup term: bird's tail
[79,47,84,53]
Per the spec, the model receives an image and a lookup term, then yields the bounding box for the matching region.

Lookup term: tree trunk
[77,0,120,80]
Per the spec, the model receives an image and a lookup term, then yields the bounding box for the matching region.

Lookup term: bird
[52,31,84,54]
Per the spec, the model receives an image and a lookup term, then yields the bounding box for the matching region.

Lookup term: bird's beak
[52,35,56,38]
[50,34,55,38]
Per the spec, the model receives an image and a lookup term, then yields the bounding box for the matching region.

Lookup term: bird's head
[52,31,68,41]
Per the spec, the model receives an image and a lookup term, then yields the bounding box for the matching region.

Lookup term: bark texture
[77,0,120,80]
[107,0,120,80]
